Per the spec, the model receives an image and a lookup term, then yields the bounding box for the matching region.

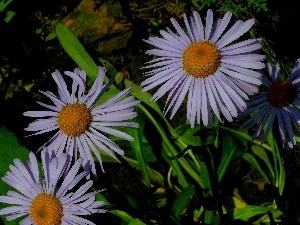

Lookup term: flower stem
[137,104,203,188]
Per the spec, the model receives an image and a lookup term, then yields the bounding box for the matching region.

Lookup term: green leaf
[266,130,286,195]
[251,145,275,181]
[95,192,137,224]
[4,10,15,23]
[128,218,147,225]
[242,153,270,183]
[139,143,157,162]
[171,185,195,218]
[220,126,271,152]
[126,141,157,163]
[218,133,246,182]
[55,22,118,93]
[0,126,30,225]
[125,194,140,210]
[126,113,151,187]
[55,22,99,82]
[0,0,13,12]
[175,124,201,146]
[198,157,212,192]
[234,205,283,221]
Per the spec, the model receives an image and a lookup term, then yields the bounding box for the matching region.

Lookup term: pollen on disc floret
[182,40,221,78]
[30,193,63,225]
[57,103,92,137]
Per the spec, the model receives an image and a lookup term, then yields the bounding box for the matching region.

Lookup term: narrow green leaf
[0,126,30,225]
[220,126,271,152]
[127,113,151,187]
[137,104,193,188]
[0,0,13,12]
[242,153,270,183]
[55,22,135,160]
[4,10,15,23]
[128,218,147,225]
[253,209,283,224]
[251,145,275,180]
[125,194,140,210]
[199,158,212,192]
[175,124,201,146]
[172,185,195,218]
[95,192,137,223]
[139,143,157,162]
[55,22,119,103]
[218,133,245,182]
[55,22,99,82]
[204,210,215,225]
[234,205,282,221]
[267,130,285,195]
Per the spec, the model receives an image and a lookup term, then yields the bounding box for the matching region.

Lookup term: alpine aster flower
[0,149,106,225]
[24,66,140,176]
[241,59,300,148]
[141,9,265,127]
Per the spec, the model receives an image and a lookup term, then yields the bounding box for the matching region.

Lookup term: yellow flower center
[57,103,91,137]
[30,193,63,225]
[182,40,221,78]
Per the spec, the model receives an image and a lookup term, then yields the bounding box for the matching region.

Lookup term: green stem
[267,130,279,188]
[187,149,201,173]
[162,141,189,188]
[138,104,203,188]
[110,210,136,223]
[273,137,285,195]
[158,110,203,179]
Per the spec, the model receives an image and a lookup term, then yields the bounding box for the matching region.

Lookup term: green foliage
[217,132,246,182]
[192,0,269,18]
[0,0,15,23]
[234,206,282,222]
[171,185,195,218]
[127,113,151,187]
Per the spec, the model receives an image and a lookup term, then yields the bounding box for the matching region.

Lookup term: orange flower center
[30,193,63,225]
[182,40,221,78]
[267,81,296,107]
[57,103,91,136]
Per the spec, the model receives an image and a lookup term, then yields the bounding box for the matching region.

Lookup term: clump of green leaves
[0,0,15,23]
[191,0,269,18]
